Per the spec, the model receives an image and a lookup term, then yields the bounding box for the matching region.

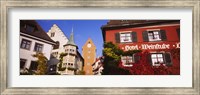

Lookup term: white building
[92,57,104,75]
[47,24,69,58]
[47,25,84,75]
[20,20,55,73]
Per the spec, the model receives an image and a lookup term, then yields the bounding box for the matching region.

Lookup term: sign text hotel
[123,43,180,51]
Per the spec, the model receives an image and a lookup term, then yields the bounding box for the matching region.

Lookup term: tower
[58,29,84,75]
[82,38,96,75]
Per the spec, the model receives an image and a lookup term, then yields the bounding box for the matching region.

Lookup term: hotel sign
[122,42,180,51]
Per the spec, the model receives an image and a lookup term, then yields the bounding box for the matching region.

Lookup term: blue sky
[36,20,108,57]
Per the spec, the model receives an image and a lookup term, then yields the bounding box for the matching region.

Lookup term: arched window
[53,41,60,49]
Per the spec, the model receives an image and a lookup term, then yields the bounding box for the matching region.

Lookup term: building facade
[47,24,69,58]
[82,38,96,75]
[92,57,104,75]
[101,20,180,67]
[46,24,69,74]
[20,20,55,73]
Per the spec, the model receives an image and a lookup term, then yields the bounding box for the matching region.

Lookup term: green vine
[58,52,67,71]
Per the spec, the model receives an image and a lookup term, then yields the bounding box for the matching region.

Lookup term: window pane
[30,61,38,70]
[34,43,43,52]
[154,32,159,34]
[148,31,161,41]
[20,59,26,69]
[20,39,31,50]
[26,25,34,32]
[151,54,156,58]
[151,53,165,66]
[157,54,162,57]
[120,33,132,42]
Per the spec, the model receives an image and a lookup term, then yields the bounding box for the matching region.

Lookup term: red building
[101,20,180,69]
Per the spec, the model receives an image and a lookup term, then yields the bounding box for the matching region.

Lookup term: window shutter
[176,28,180,39]
[115,33,120,43]
[160,30,167,41]
[131,32,137,42]
[148,54,152,66]
[142,31,149,42]
[164,53,173,66]
[132,54,135,63]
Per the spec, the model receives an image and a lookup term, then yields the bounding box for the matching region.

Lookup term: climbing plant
[32,52,48,75]
[58,52,67,71]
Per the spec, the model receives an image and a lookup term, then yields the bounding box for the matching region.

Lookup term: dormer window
[26,25,34,32]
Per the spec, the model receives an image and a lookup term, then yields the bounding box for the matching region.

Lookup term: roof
[92,56,104,66]
[101,20,180,42]
[82,38,96,49]
[20,20,56,45]
[64,29,77,47]
[67,31,76,46]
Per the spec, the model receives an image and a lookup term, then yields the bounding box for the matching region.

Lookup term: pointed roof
[82,38,96,48]
[65,28,76,46]
[20,20,55,45]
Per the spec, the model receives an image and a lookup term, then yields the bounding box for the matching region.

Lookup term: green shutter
[115,33,120,43]
[176,28,180,39]
[164,53,173,66]
[131,32,137,42]
[142,31,149,42]
[160,30,167,41]
[132,54,135,63]
[148,54,152,66]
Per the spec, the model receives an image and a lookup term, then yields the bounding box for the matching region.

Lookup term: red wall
[105,24,180,52]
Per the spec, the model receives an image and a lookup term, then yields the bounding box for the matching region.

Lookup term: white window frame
[147,30,161,41]
[121,56,133,67]
[20,39,32,50]
[120,32,132,43]
[151,53,165,66]
[34,43,43,52]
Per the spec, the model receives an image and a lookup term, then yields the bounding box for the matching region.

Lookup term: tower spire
[66,27,76,46]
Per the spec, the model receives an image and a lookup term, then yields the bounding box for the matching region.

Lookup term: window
[51,32,55,37]
[120,33,132,43]
[52,52,58,57]
[20,59,26,69]
[34,43,43,52]
[65,49,69,53]
[29,61,38,70]
[26,25,34,32]
[143,30,167,42]
[148,31,161,41]
[151,53,164,66]
[20,39,31,50]
[67,63,73,67]
[115,32,137,43]
[121,56,133,67]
